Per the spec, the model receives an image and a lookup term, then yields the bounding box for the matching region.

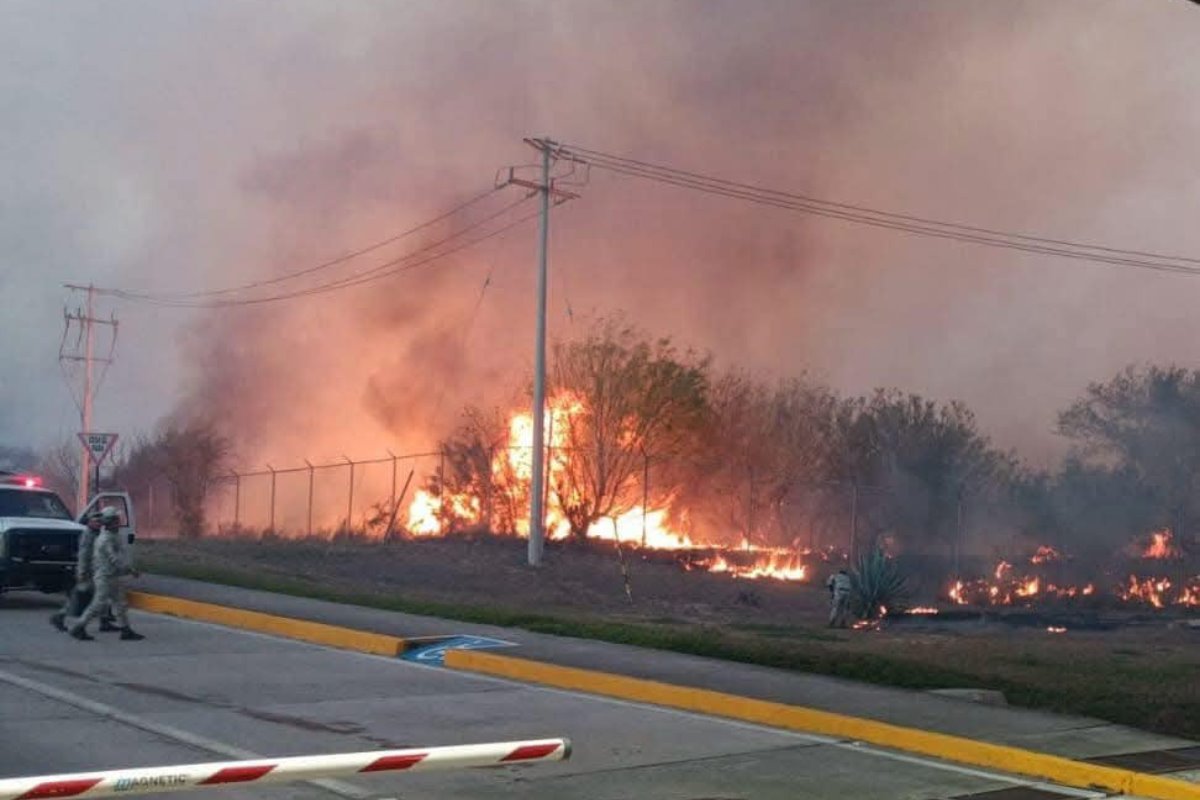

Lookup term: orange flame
[1015,577,1040,597]
[404,391,813,582]
[1142,530,1183,560]
[1031,545,1063,564]
[1117,575,1171,608]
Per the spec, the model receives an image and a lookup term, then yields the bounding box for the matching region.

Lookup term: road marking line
[328,630,1109,796]
[127,593,405,657]
[445,650,1200,800]
[0,668,375,800]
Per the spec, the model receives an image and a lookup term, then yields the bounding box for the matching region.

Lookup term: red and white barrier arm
[0,738,570,800]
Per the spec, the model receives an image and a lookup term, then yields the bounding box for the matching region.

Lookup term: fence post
[849,481,859,563]
[641,449,649,547]
[542,445,553,536]
[387,449,398,522]
[304,460,315,537]
[954,490,964,577]
[267,464,277,534]
[747,465,755,546]
[483,446,494,532]
[344,455,355,532]
[438,448,446,534]
[385,468,415,541]
[232,470,241,529]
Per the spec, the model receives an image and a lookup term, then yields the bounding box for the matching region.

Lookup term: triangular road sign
[78,432,119,466]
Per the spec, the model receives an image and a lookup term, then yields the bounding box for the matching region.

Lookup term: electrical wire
[105,195,543,307]
[118,186,504,301]
[556,143,1200,276]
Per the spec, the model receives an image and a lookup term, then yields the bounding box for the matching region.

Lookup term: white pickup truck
[0,472,135,595]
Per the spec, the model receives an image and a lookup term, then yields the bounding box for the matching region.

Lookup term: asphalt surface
[0,584,1179,799]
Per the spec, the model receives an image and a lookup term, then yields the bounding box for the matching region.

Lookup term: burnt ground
[139,532,830,625]
[136,533,1200,739]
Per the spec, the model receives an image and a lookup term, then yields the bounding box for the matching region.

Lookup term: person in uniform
[826,568,853,628]
[50,511,102,631]
[68,507,144,641]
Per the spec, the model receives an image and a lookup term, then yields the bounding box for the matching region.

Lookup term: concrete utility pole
[528,139,552,566]
[497,137,578,566]
[61,284,117,512]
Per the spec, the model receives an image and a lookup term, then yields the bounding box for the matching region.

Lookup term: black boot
[99,618,120,633]
[50,613,66,632]
[119,627,145,641]
[69,626,94,641]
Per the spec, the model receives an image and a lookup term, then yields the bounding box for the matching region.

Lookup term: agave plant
[850,546,910,620]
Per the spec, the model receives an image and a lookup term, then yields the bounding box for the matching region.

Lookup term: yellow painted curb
[446,650,1200,800]
[128,592,406,658]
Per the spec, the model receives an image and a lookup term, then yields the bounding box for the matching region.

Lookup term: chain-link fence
[130,448,992,570]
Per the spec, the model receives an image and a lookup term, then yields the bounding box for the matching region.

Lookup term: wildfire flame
[404,392,812,581]
[948,543,1194,609]
[1117,575,1172,608]
[851,607,887,630]
[1031,545,1063,564]
[1142,530,1183,560]
[949,556,1101,607]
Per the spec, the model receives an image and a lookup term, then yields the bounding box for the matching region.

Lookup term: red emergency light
[1,474,42,488]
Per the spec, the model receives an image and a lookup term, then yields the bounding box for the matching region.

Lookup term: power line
[104,195,543,307]
[556,143,1200,277]
[117,186,504,301]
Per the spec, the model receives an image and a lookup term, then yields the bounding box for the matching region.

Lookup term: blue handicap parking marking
[401,635,517,665]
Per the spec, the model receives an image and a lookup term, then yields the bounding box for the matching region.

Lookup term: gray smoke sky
[2,1,1199,469]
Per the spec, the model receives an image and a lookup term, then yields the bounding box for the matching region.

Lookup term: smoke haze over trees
[5,1,1200,555]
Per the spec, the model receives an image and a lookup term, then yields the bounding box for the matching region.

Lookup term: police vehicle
[0,471,135,595]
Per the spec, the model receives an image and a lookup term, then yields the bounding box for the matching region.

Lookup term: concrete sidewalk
[134,574,1195,765]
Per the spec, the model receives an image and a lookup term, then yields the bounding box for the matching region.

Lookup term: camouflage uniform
[827,570,852,628]
[69,523,143,641]
[50,517,100,631]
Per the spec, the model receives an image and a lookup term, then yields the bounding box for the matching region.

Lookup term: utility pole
[497,137,578,566]
[60,284,117,512]
[529,140,551,566]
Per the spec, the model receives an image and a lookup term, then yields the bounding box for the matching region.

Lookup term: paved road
[133,575,1195,761]
[1,591,1108,800]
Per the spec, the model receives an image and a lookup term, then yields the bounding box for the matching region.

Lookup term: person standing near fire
[69,507,144,641]
[50,511,102,632]
[827,568,852,628]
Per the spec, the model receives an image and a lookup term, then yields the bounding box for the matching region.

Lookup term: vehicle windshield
[0,488,73,520]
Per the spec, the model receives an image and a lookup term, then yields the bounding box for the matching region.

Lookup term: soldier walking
[50,511,102,632]
[68,507,144,641]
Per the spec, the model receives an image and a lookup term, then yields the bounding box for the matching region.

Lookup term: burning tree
[1010,460,1157,567]
[1058,364,1200,554]
[549,319,709,540]
[431,405,528,534]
